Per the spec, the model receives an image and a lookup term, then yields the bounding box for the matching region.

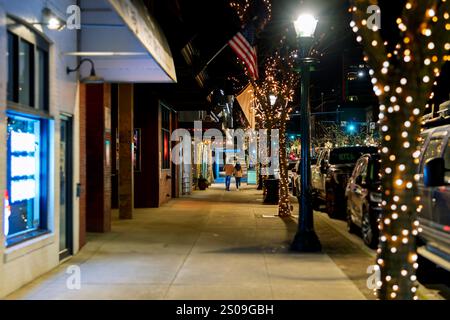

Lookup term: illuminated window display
[5,114,48,246]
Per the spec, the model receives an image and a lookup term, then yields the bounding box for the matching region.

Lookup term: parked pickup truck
[311,146,378,219]
[345,152,382,249]
[417,115,450,272]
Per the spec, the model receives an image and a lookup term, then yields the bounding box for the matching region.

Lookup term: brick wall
[79,84,86,247]
[84,84,111,232]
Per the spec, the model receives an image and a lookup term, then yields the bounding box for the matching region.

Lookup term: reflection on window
[161,105,171,170]
[36,48,48,110]
[19,40,32,106]
[445,140,450,184]
[422,138,444,172]
[7,19,49,110]
[7,32,17,101]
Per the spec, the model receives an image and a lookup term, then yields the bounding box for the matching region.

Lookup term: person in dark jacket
[234,162,243,190]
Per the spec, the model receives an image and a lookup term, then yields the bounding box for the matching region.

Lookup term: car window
[316,149,326,166]
[420,132,446,173]
[368,157,381,182]
[352,158,365,179]
[360,159,368,184]
[329,147,377,165]
[444,138,450,184]
[323,150,329,162]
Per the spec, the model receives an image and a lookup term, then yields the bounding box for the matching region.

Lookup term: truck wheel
[346,200,358,234]
[361,206,378,249]
[326,186,338,218]
[311,189,321,210]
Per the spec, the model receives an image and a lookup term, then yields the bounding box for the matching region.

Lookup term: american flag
[228,23,258,80]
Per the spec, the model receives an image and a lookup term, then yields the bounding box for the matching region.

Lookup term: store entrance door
[59,115,73,260]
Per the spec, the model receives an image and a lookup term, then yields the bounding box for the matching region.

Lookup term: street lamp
[290,13,322,252]
[269,94,277,106]
[293,14,318,38]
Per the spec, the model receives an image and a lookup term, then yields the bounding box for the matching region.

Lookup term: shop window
[18,39,33,106]
[161,105,171,170]
[7,32,18,102]
[4,18,51,247]
[444,139,450,184]
[35,48,49,110]
[5,113,49,247]
[6,18,49,111]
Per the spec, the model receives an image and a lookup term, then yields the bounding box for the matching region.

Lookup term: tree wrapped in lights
[313,122,380,148]
[252,53,299,217]
[349,0,450,299]
[230,0,272,26]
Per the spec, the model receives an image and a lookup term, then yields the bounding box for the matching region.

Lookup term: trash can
[263,178,279,204]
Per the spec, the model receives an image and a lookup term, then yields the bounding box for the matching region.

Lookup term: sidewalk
[6,184,368,300]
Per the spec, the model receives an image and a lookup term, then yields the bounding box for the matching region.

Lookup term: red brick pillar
[79,84,87,247]
[84,84,112,232]
[118,84,134,219]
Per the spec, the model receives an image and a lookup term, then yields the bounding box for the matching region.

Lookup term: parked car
[416,117,450,272]
[345,153,382,248]
[291,156,322,197]
[312,146,378,219]
[287,161,297,194]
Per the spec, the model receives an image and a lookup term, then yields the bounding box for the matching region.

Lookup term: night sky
[151,0,449,115]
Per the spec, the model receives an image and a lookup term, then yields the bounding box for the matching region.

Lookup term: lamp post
[263,93,279,204]
[291,13,321,252]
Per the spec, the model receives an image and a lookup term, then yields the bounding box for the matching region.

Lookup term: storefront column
[118,84,134,219]
[0,10,6,296]
[84,84,112,232]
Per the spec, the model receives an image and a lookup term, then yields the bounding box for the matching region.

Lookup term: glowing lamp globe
[293,14,318,38]
[269,94,277,106]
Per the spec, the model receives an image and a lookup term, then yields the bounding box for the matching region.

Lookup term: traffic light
[347,123,356,133]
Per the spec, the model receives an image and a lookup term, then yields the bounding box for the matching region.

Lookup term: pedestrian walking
[224,161,234,191]
[234,162,243,190]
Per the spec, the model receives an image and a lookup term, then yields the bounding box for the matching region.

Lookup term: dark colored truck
[311,146,378,219]
[417,119,450,272]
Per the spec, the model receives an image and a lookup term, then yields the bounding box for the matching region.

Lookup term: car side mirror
[424,157,445,187]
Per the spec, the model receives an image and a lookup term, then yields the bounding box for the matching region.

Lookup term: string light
[251,50,299,217]
[349,0,449,300]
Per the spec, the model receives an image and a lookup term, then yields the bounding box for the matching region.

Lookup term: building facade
[0,0,79,297]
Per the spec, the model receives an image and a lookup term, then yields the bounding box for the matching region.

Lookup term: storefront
[0,0,79,298]
[0,0,176,298]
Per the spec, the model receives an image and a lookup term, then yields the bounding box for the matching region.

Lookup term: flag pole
[205,42,229,68]
[196,42,229,77]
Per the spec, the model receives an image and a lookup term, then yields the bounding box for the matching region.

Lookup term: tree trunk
[278,122,291,217]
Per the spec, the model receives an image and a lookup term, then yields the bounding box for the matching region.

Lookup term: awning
[66,0,176,83]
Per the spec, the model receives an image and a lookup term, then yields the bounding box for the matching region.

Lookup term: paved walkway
[7,184,371,300]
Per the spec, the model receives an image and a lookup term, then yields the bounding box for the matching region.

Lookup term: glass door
[59,115,73,260]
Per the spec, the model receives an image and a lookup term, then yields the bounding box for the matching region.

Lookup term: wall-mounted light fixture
[67,59,104,84]
[42,8,65,30]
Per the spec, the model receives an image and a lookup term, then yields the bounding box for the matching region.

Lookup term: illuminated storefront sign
[10,131,37,153]
[11,156,37,178]
[5,114,45,241]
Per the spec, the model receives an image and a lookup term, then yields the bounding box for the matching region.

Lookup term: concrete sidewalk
[6,184,367,300]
